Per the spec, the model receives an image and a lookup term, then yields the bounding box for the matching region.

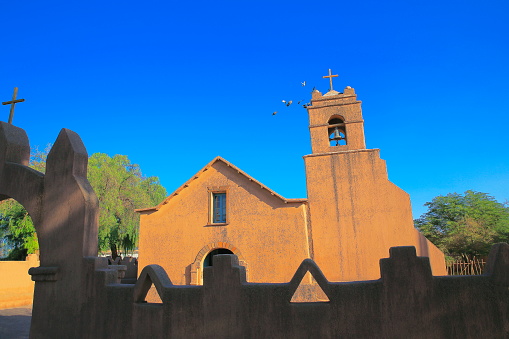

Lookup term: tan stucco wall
[139,160,310,284]
[0,254,39,309]
[304,149,446,282]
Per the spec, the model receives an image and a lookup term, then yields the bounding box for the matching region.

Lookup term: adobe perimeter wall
[0,254,39,309]
[76,244,509,339]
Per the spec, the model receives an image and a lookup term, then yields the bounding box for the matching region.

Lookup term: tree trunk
[110,243,119,260]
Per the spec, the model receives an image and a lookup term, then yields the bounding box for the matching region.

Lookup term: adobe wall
[305,148,447,282]
[79,244,509,339]
[0,254,39,309]
[139,160,310,285]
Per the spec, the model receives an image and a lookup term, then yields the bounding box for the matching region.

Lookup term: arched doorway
[0,196,40,308]
[189,242,247,285]
[203,248,233,267]
[0,197,39,260]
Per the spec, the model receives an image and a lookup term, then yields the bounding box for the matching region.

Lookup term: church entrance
[203,248,233,267]
[191,243,246,285]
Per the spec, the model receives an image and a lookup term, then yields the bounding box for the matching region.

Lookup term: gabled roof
[135,156,307,213]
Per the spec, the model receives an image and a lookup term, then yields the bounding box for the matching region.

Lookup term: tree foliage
[415,190,509,258]
[0,199,38,260]
[0,149,166,260]
[88,153,166,258]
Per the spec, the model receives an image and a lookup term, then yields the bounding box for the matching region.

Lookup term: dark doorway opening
[203,248,233,267]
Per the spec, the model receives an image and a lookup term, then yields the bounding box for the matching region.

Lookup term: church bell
[330,127,344,142]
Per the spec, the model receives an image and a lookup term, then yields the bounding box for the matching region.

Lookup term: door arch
[203,248,233,267]
[189,242,247,285]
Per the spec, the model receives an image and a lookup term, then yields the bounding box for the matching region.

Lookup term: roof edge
[135,156,307,213]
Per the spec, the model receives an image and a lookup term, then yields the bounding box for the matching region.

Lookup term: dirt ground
[0,305,32,339]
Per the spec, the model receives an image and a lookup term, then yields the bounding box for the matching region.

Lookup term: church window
[328,117,347,146]
[211,192,227,223]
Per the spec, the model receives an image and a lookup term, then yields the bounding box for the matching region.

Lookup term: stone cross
[2,87,25,124]
[322,69,338,91]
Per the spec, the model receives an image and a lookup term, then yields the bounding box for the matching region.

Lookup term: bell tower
[308,85,366,154]
[303,71,446,282]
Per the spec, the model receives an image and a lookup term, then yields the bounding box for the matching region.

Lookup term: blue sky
[2,0,508,218]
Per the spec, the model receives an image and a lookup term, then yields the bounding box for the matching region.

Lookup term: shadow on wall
[417,231,430,257]
[77,244,509,338]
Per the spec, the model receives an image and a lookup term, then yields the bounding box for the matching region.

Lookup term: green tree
[0,149,166,260]
[0,199,38,260]
[415,190,509,258]
[88,153,166,258]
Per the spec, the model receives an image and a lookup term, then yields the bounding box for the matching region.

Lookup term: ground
[0,305,31,339]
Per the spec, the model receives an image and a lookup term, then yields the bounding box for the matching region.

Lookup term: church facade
[137,85,446,286]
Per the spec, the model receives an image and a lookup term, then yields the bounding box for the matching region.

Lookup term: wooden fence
[447,257,486,275]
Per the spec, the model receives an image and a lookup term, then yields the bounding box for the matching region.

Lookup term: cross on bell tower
[322,69,338,92]
[2,87,25,124]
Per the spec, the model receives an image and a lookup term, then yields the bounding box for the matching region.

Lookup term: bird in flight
[301,81,306,86]
[272,111,278,115]
[282,100,292,107]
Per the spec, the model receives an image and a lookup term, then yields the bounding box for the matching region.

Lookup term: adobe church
[137,75,447,286]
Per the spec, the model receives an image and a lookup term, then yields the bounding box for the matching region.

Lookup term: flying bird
[272,111,278,115]
[301,81,306,86]
[282,100,292,107]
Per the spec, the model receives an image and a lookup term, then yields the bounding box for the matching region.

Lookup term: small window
[212,192,226,223]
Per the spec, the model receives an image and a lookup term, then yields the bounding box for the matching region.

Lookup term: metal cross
[2,87,25,124]
[322,69,339,91]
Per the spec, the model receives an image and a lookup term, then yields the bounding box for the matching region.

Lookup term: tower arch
[328,116,347,146]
